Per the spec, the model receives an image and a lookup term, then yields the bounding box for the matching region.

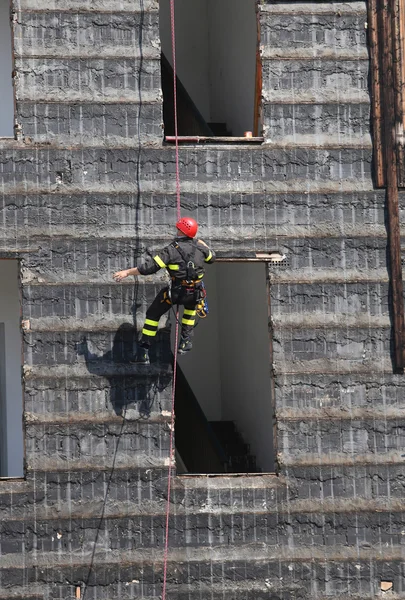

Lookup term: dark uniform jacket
[138,236,216,282]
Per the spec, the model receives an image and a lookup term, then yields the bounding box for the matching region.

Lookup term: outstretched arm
[113,267,141,282]
[114,245,171,282]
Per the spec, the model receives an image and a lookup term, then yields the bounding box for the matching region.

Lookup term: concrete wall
[0,260,23,477]
[0,0,14,137]
[1,0,404,599]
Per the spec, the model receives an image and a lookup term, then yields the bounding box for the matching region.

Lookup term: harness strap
[171,276,202,287]
[171,240,199,281]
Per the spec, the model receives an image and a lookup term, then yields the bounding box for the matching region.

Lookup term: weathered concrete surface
[0,0,404,599]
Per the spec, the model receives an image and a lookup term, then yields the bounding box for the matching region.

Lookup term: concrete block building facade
[0,0,404,598]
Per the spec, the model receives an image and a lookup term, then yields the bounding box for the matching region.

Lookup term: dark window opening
[0,260,24,478]
[0,0,14,138]
[174,262,275,475]
[159,0,262,141]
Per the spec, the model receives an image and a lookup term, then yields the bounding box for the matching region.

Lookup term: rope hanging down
[162,1,181,598]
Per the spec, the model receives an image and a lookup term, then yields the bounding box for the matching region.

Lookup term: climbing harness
[162,2,181,599]
[196,282,209,319]
[160,289,172,305]
[171,239,198,282]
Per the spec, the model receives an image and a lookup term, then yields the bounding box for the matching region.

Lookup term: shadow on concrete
[77,322,172,417]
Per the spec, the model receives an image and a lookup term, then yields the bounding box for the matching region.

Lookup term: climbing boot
[133,346,150,365]
[178,338,193,355]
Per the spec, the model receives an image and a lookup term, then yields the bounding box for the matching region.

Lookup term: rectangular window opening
[0,260,24,479]
[173,261,275,475]
[0,0,15,138]
[159,0,263,143]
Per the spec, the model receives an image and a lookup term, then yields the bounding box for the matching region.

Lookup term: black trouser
[140,285,199,347]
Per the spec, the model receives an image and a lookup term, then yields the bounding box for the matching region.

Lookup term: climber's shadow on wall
[77,319,171,418]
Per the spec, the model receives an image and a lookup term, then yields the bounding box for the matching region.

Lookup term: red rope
[162,1,181,598]
[170,0,181,220]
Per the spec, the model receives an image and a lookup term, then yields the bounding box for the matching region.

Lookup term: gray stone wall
[0,0,403,598]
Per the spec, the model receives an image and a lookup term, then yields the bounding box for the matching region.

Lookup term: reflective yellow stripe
[153,255,166,269]
[204,252,212,262]
[184,309,197,316]
[182,318,195,326]
[142,328,157,337]
[168,264,179,270]
[144,319,159,327]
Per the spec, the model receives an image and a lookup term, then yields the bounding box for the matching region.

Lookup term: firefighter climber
[113,217,216,364]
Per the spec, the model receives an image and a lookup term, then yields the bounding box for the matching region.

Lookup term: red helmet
[176,216,198,238]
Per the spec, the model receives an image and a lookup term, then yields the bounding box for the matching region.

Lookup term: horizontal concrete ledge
[156,582,304,596]
[0,543,404,570]
[170,592,405,600]
[0,224,387,242]
[273,313,390,329]
[0,180,376,196]
[5,135,164,150]
[262,48,369,61]
[280,450,405,467]
[16,0,159,12]
[15,90,161,103]
[0,591,400,600]
[7,495,405,523]
[24,362,171,380]
[172,473,280,489]
[270,268,389,284]
[18,270,390,287]
[279,371,405,385]
[278,496,405,516]
[314,596,405,600]
[0,478,28,493]
[0,139,372,151]
[276,358,393,376]
[167,584,403,599]
[0,587,44,600]
[14,49,160,60]
[264,134,372,149]
[25,314,162,332]
[24,377,161,393]
[264,91,370,104]
[17,8,158,14]
[26,455,171,473]
[23,279,171,286]
[16,97,161,106]
[0,247,40,255]
[0,137,372,150]
[260,2,367,15]
[24,410,170,425]
[277,406,405,421]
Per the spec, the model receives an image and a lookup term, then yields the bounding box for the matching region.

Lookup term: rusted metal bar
[381,0,405,370]
[368,0,385,187]
[398,0,405,129]
[395,0,405,186]
[253,6,263,137]
[393,0,403,122]
[165,136,264,143]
